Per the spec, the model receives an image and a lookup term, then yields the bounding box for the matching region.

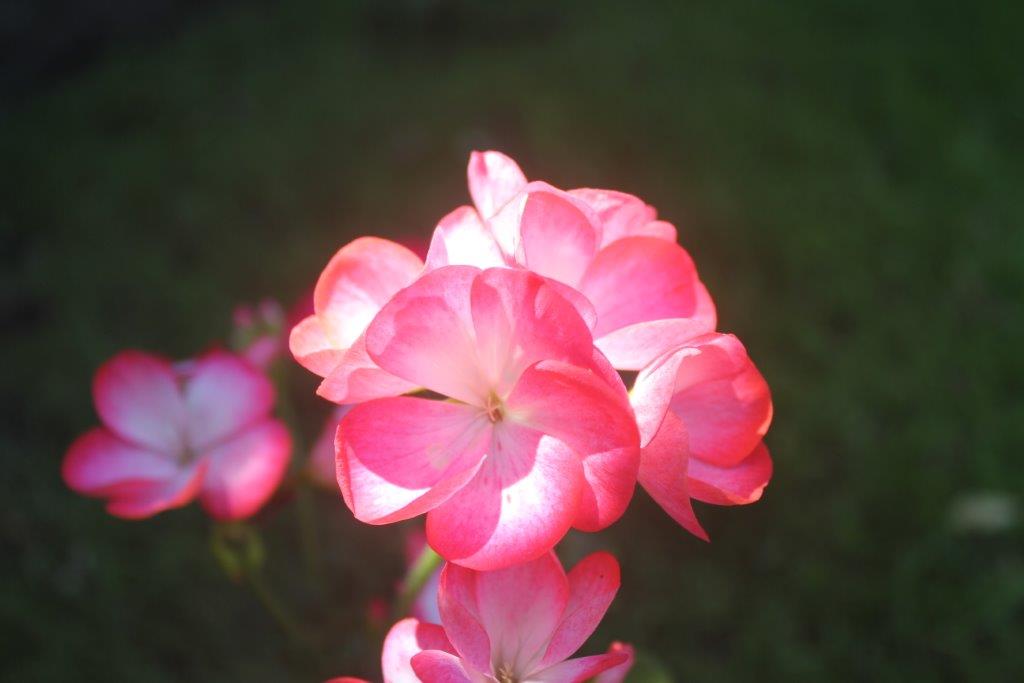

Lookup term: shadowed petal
[541,552,621,666]
[530,652,630,682]
[184,350,275,450]
[688,442,773,505]
[410,650,474,683]
[637,411,707,541]
[198,419,291,520]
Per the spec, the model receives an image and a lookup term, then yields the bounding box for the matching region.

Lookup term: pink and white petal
[467,150,528,220]
[336,398,491,524]
[470,269,595,397]
[596,316,714,371]
[486,181,600,261]
[516,191,599,287]
[198,419,292,521]
[629,344,702,447]
[530,652,631,683]
[687,442,773,506]
[580,237,715,345]
[543,278,597,331]
[632,219,678,243]
[105,460,206,520]
[541,552,620,667]
[474,551,569,674]
[63,428,179,497]
[594,643,636,683]
[365,266,488,405]
[569,188,658,248]
[424,206,507,271]
[183,350,275,451]
[383,618,457,683]
[668,333,772,467]
[314,237,425,349]
[93,350,186,455]
[637,411,707,541]
[438,563,493,674]
[289,315,344,377]
[426,425,584,571]
[410,651,475,683]
[317,333,419,404]
[506,361,639,532]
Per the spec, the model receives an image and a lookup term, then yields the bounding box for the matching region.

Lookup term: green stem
[393,544,443,620]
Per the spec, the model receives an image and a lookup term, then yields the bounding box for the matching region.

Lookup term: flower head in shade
[307,405,352,489]
[630,333,773,539]
[63,349,291,520]
[337,266,639,570]
[231,298,286,369]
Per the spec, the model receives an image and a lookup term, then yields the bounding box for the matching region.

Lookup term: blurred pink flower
[63,349,291,520]
[336,267,639,570]
[630,333,773,539]
[232,299,287,369]
[307,405,351,489]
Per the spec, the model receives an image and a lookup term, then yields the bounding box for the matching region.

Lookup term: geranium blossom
[336,266,639,569]
[63,349,291,520]
[630,333,773,539]
[424,151,717,370]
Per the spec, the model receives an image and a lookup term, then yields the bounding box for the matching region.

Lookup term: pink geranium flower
[630,333,773,539]
[63,350,291,520]
[336,266,639,569]
[425,151,717,370]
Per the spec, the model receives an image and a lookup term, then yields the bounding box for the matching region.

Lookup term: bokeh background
[3,1,1022,680]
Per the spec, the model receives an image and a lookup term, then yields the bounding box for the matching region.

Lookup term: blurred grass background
[2,0,1023,680]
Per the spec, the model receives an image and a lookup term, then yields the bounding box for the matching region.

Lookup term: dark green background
[3,1,1022,680]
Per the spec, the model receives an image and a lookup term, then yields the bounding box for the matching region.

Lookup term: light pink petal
[541,552,620,666]
[629,344,702,447]
[92,350,186,455]
[410,651,474,683]
[594,314,715,372]
[365,266,487,405]
[317,333,419,404]
[183,350,275,451]
[382,618,457,683]
[486,181,599,261]
[688,442,773,505]
[198,419,292,520]
[542,278,598,331]
[470,268,595,398]
[516,190,599,287]
[569,188,659,247]
[506,361,639,532]
[437,563,492,674]
[105,460,206,520]
[633,219,678,242]
[289,315,344,377]
[467,150,527,220]
[336,398,491,525]
[530,652,631,682]
[580,237,715,349]
[63,428,179,497]
[424,206,507,271]
[426,424,584,571]
[313,237,424,351]
[594,643,636,683]
[667,333,772,467]
[637,411,707,541]
[474,551,569,674]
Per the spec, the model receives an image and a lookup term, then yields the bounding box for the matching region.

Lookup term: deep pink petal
[183,350,275,451]
[688,442,773,505]
[467,150,527,219]
[63,428,179,497]
[198,419,292,520]
[474,551,569,674]
[92,350,186,455]
[569,188,659,247]
[486,181,600,262]
[594,643,636,683]
[365,266,487,405]
[437,563,492,674]
[506,361,639,532]
[629,344,701,447]
[289,315,343,377]
[336,398,491,524]
[104,460,206,520]
[667,333,772,467]
[314,237,424,350]
[382,618,457,683]
[424,206,506,271]
[410,651,474,683]
[637,411,707,541]
[426,424,584,571]
[530,652,630,682]
[470,268,595,398]
[516,190,599,287]
[541,552,620,666]
[317,333,419,404]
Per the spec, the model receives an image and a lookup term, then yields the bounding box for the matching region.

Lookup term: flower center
[496,663,518,683]
[484,390,504,423]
